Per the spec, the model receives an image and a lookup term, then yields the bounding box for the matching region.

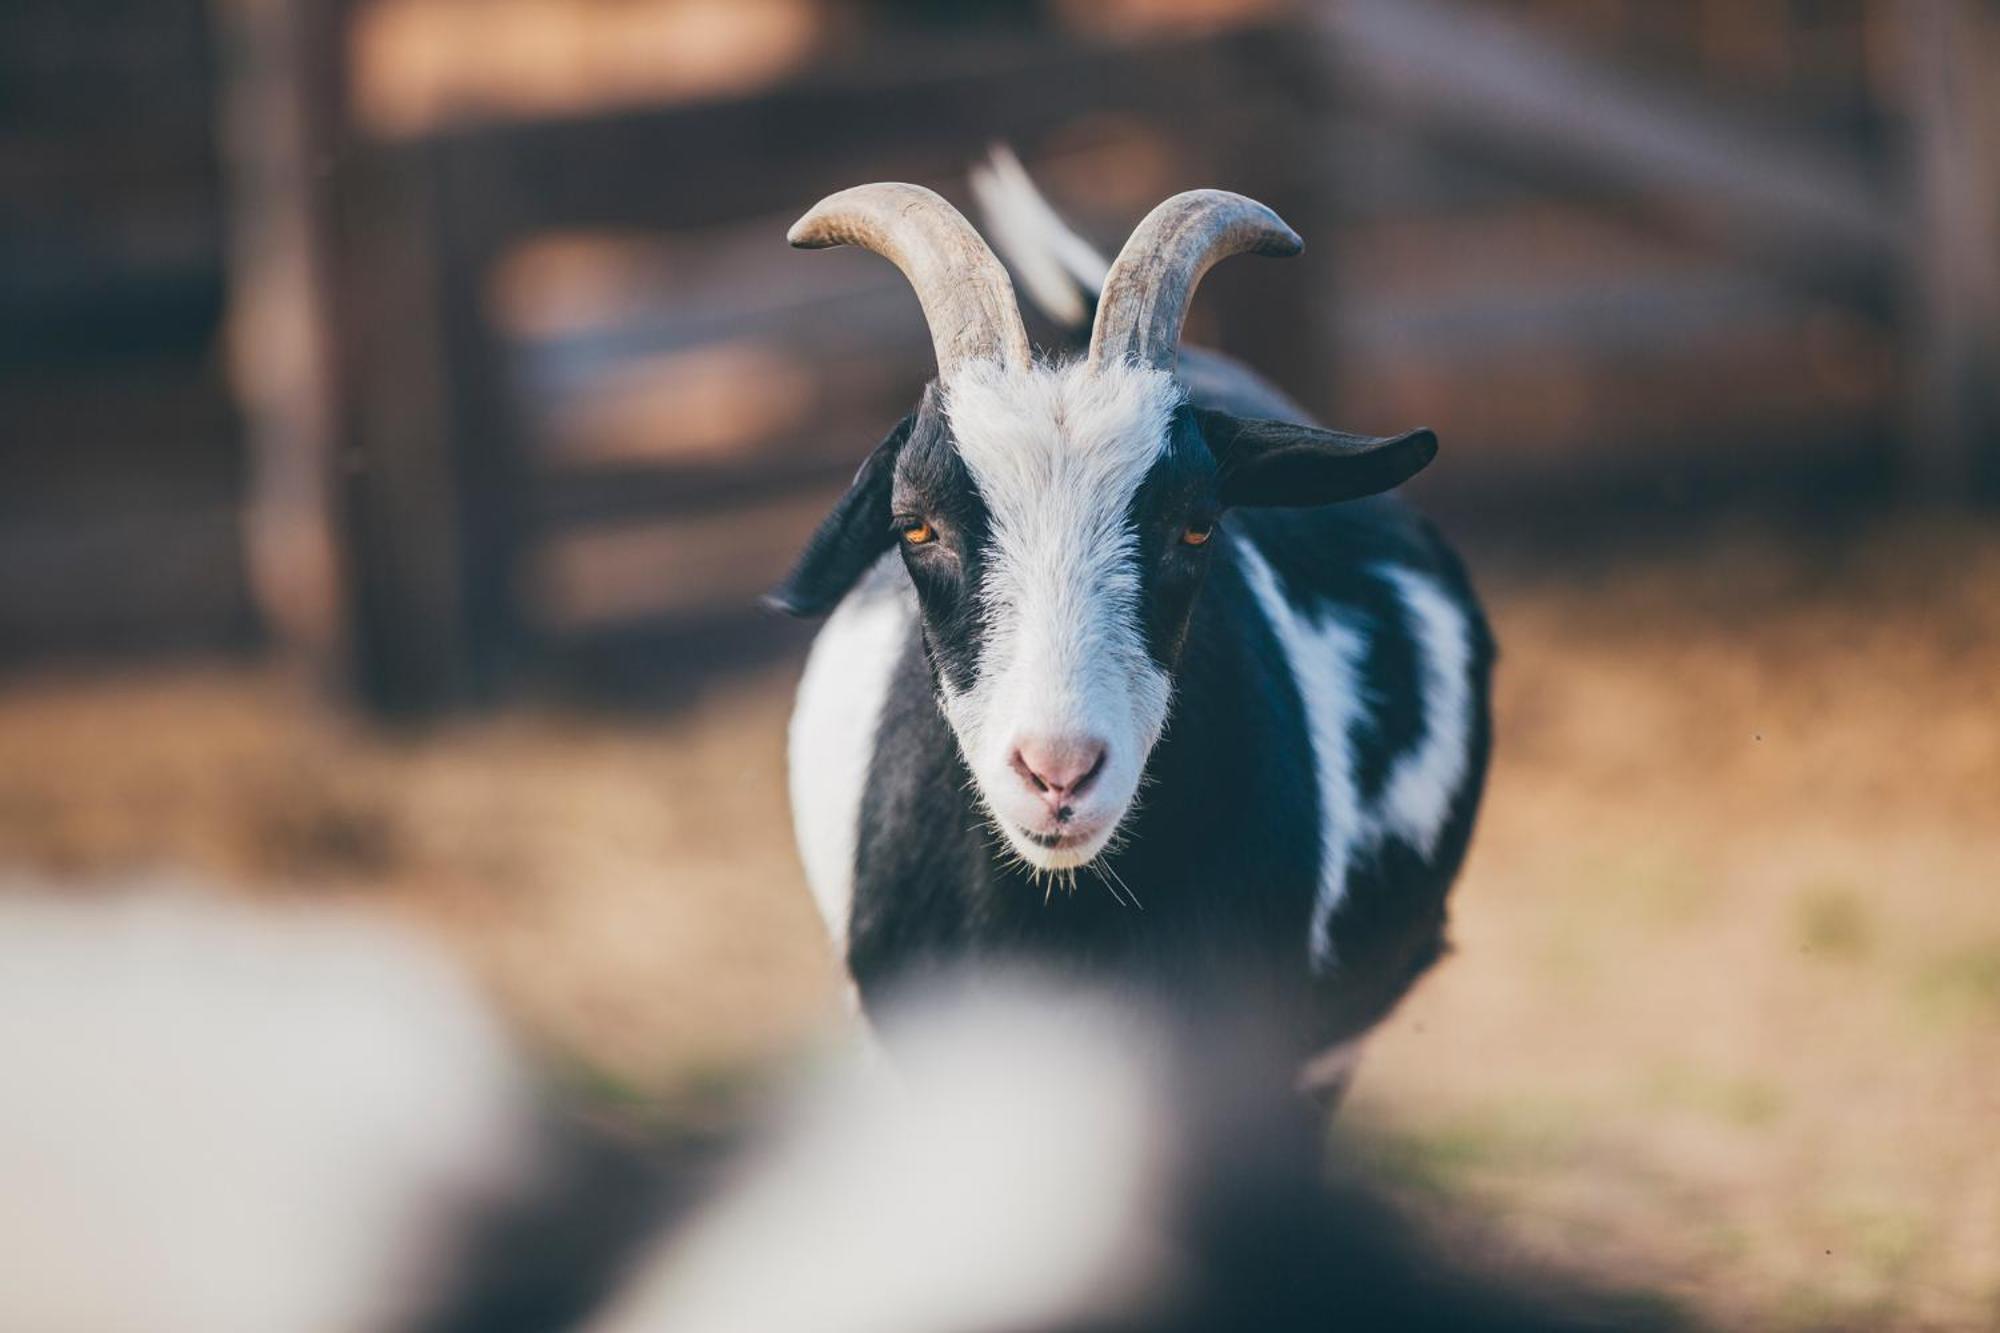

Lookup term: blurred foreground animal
[0,888,669,1333]
[591,971,1656,1333]
[0,890,1660,1332]
[775,151,1494,1091]
[0,889,533,1333]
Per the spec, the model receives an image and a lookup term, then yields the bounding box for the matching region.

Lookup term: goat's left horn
[1087,190,1301,373]
[789,182,1031,380]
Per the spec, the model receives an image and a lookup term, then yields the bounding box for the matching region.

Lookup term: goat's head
[771,183,1435,872]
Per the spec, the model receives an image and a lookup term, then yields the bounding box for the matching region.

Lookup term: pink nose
[1009,735,1107,818]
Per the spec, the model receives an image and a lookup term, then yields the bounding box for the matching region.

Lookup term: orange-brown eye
[901,520,936,546]
[1180,523,1213,547]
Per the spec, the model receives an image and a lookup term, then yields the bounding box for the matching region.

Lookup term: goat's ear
[1193,408,1437,508]
[764,414,914,618]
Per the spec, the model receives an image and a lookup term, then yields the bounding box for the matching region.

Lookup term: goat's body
[790,352,1493,1056]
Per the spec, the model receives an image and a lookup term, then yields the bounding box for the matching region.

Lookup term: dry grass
[2,517,1997,1328]
[0,661,840,1095]
[1350,518,2000,1330]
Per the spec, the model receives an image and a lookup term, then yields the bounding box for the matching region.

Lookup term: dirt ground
[3,517,1997,1330]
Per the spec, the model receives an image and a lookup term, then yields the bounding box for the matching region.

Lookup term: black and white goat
[774,159,1494,1084]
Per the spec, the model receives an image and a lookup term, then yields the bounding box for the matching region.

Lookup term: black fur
[1196,408,1439,509]
[887,389,996,695]
[764,411,915,617]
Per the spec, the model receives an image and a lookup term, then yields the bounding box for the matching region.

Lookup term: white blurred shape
[590,977,1178,1333]
[0,886,533,1333]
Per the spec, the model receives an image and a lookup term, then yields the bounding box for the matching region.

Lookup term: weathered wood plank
[1893,0,2000,498]
[420,28,1294,234]
[1312,0,1901,294]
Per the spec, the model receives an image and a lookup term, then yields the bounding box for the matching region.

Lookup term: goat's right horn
[789,182,1031,380]
[1088,190,1301,373]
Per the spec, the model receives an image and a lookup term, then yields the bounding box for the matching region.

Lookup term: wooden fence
[225,12,1329,708]
[210,0,1997,711]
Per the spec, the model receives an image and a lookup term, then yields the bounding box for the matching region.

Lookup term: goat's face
[774,179,1434,873]
[775,357,1435,872]
[893,360,1205,868]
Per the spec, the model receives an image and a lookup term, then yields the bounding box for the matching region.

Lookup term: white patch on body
[1377,566,1477,858]
[1234,537,1371,970]
[1239,542,1480,973]
[788,552,917,954]
[588,977,1176,1333]
[939,358,1181,871]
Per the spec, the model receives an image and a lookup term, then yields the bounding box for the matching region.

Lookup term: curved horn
[1088,190,1302,372]
[789,182,1031,379]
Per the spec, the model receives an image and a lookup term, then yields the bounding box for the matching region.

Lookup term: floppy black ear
[764,414,914,618]
[1193,408,1437,508]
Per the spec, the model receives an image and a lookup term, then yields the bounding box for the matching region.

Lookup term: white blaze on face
[939,359,1182,870]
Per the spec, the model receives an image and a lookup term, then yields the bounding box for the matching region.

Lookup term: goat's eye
[900,519,937,546]
[1179,522,1214,547]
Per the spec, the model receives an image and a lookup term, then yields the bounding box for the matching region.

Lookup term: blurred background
[2,0,1997,1327]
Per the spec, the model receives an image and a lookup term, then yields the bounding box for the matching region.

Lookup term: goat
[773,156,1495,1089]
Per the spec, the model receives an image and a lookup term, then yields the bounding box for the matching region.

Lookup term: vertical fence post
[213,0,358,679]
[1897,0,2000,499]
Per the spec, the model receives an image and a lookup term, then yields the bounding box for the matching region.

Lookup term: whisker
[1103,860,1144,911]
[1090,863,1128,909]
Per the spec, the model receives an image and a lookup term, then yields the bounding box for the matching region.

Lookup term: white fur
[1235,538,1372,970]
[789,552,918,952]
[588,978,1175,1333]
[1297,1035,1369,1096]
[1377,566,1477,858]
[1238,548,1479,973]
[0,887,532,1333]
[940,358,1182,871]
